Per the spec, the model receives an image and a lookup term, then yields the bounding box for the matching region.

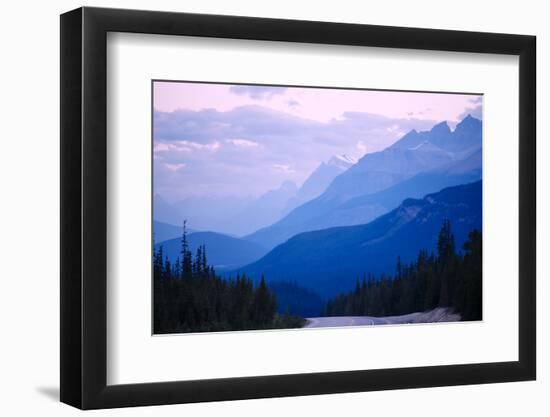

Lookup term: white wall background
[0,0,545,415]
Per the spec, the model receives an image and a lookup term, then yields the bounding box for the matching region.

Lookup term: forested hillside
[324,220,482,321]
[153,223,304,333]
[238,181,482,298]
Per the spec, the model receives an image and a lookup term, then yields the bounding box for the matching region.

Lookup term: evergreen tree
[154,245,164,280]
[253,275,277,326]
[396,256,403,279]
[163,256,172,281]
[194,245,202,276]
[173,258,181,279]
[181,220,193,279]
[154,219,482,334]
[153,241,301,333]
[461,230,482,320]
[437,219,456,307]
[201,245,208,276]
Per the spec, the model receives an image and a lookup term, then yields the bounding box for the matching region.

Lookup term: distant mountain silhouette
[232,180,298,235]
[156,231,269,270]
[163,195,252,236]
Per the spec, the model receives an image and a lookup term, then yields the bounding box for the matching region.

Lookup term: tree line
[323,220,482,321]
[153,222,305,333]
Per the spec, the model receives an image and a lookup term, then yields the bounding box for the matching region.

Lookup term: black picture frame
[60,6,536,410]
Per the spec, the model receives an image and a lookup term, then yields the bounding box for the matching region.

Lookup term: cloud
[229,85,287,100]
[154,105,318,144]
[154,140,220,154]
[356,141,368,154]
[386,124,401,133]
[457,104,482,121]
[406,107,431,117]
[164,163,186,172]
[183,141,221,151]
[455,96,483,121]
[226,138,259,148]
[273,164,296,174]
[153,106,439,199]
[154,143,174,152]
[287,99,300,108]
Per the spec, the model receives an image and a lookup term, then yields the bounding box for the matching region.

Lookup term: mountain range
[246,115,482,249]
[237,180,482,298]
[153,154,356,236]
[154,116,482,300]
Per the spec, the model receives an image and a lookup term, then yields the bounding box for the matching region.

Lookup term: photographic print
[152,81,482,334]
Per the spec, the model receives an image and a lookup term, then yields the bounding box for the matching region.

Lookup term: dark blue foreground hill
[236,181,482,298]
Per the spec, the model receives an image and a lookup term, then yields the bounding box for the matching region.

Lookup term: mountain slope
[156,231,269,270]
[318,117,482,202]
[268,281,325,317]
[233,180,298,235]
[284,155,355,213]
[238,181,482,298]
[322,147,482,227]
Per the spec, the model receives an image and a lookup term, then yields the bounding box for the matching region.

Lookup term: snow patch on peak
[337,154,357,164]
[328,154,357,167]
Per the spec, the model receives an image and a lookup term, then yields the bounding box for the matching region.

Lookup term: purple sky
[153,82,482,200]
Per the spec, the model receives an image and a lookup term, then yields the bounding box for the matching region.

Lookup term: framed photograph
[60,6,536,409]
